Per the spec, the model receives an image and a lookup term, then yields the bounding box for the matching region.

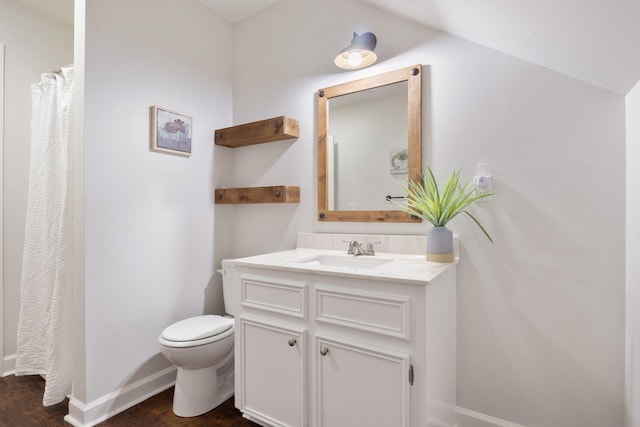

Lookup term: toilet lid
[161,315,233,342]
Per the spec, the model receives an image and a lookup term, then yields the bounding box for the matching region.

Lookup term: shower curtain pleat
[15,66,74,406]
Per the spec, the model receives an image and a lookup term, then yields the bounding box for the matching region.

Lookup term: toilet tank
[219,260,240,316]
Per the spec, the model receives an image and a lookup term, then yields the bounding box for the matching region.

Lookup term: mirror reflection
[328,82,408,211]
[317,64,422,222]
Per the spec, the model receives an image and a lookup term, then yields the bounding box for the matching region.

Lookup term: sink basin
[296,255,392,269]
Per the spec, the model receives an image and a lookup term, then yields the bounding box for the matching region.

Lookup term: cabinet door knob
[288,338,297,347]
[319,346,329,356]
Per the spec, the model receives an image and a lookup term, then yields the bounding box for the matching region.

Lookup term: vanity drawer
[241,275,308,318]
[315,286,411,340]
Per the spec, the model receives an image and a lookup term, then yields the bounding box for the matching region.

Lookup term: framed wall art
[150,106,192,157]
[389,146,408,174]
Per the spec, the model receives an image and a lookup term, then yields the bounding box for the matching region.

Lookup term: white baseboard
[64,366,176,427]
[456,406,526,427]
[2,353,16,377]
[7,355,520,427]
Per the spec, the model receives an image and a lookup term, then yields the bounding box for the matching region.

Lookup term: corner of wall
[625,79,640,427]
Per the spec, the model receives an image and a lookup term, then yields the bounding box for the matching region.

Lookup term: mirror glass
[328,82,408,210]
[317,65,422,222]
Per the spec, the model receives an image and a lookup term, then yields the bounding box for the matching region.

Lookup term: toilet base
[172,352,234,417]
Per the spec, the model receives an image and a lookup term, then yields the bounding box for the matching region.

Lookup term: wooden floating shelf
[214,116,300,148]
[215,186,300,204]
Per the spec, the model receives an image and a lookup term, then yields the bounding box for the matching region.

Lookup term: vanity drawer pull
[319,346,329,356]
[288,338,297,347]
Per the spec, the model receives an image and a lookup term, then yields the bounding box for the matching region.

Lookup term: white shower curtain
[15,65,74,406]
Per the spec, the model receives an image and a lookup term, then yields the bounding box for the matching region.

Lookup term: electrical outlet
[473,163,492,201]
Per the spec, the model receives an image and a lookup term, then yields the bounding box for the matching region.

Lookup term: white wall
[0,0,73,374]
[626,80,640,427]
[69,0,232,420]
[232,1,626,426]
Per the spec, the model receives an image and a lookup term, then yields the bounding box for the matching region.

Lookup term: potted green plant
[393,168,493,262]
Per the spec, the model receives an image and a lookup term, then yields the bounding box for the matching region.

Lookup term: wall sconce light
[334,32,377,70]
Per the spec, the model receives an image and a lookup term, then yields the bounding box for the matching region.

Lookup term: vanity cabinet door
[239,318,307,427]
[315,335,411,427]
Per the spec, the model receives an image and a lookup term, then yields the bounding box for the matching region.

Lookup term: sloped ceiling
[364,0,640,95]
[14,0,640,95]
[192,0,280,23]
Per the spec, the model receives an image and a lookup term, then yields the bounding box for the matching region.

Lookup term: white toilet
[158,265,239,417]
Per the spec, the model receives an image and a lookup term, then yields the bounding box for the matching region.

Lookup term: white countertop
[222,248,456,285]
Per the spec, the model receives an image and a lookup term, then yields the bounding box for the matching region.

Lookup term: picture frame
[150,106,192,157]
[389,146,408,174]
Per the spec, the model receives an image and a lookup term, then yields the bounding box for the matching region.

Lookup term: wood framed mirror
[317,64,422,222]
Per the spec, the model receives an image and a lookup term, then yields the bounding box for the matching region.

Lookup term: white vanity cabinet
[239,318,307,426]
[315,334,411,427]
[235,274,309,427]
[229,256,456,427]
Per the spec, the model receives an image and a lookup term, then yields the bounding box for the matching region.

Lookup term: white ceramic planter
[426,226,454,262]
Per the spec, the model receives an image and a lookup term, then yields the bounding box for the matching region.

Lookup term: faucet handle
[364,241,382,255]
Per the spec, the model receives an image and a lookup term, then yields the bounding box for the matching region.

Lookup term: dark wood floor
[0,374,258,426]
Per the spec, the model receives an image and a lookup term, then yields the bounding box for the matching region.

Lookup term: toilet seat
[159,315,233,348]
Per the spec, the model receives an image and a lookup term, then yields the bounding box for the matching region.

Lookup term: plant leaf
[391,167,493,242]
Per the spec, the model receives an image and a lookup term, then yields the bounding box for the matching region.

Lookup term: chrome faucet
[348,240,366,255]
[347,240,380,256]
